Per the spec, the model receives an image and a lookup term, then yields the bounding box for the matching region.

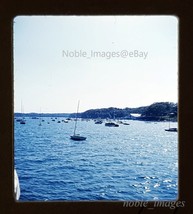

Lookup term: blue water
[14,118,178,201]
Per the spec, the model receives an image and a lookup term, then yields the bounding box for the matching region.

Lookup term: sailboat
[105,110,119,127]
[165,114,177,132]
[39,108,42,126]
[70,101,86,141]
[20,120,26,124]
[20,101,26,124]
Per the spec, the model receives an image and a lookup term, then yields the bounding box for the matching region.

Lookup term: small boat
[165,128,177,132]
[39,112,42,126]
[70,101,86,141]
[95,120,103,124]
[105,110,119,127]
[20,101,26,124]
[16,118,22,122]
[32,117,38,119]
[14,169,20,200]
[165,115,177,132]
[20,119,26,124]
[70,134,86,141]
[122,122,130,125]
[105,122,119,127]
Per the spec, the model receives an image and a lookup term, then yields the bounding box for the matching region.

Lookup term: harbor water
[14,118,178,201]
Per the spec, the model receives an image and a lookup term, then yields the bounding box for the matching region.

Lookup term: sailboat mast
[39,107,42,126]
[169,113,171,129]
[21,100,23,114]
[73,100,80,135]
[21,100,25,118]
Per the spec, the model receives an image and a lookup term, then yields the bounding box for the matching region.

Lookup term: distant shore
[15,102,177,122]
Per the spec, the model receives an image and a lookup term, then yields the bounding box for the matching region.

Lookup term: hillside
[72,102,178,121]
[14,102,178,122]
[139,102,177,121]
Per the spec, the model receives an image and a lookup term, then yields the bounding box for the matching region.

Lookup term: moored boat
[122,122,130,125]
[70,134,86,141]
[165,114,177,132]
[70,101,87,141]
[20,119,26,124]
[105,122,119,127]
[165,128,177,132]
[16,118,22,122]
[95,120,103,124]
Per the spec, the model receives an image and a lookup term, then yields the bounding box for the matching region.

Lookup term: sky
[14,16,178,113]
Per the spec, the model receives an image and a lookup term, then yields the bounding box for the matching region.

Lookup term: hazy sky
[14,16,178,113]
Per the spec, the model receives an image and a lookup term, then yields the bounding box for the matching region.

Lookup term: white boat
[70,101,86,141]
[14,169,20,200]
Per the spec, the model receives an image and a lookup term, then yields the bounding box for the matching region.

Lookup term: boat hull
[95,121,102,124]
[105,122,119,127]
[70,135,87,141]
[165,128,177,132]
[122,122,130,125]
[20,120,26,124]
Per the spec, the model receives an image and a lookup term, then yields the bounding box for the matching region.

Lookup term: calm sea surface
[14,118,178,201]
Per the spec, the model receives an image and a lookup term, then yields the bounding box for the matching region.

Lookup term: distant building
[130,113,141,119]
